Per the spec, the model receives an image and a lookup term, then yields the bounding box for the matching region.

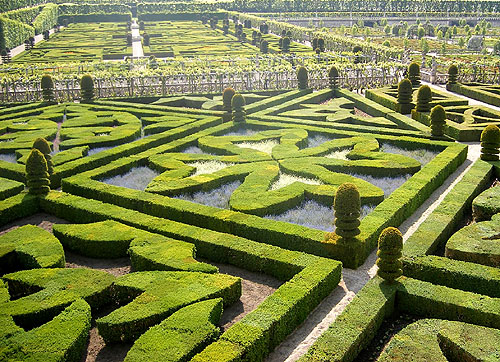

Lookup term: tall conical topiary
[231,93,245,123]
[26,149,50,195]
[480,125,500,161]
[222,87,235,122]
[297,66,308,89]
[408,62,420,86]
[32,137,54,175]
[329,66,339,89]
[41,74,55,103]
[376,227,403,282]
[430,105,447,137]
[334,183,361,240]
[397,78,413,113]
[448,64,458,85]
[80,74,94,103]
[416,85,432,112]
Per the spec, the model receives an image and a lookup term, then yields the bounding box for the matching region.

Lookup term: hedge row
[138,12,227,21]
[0,192,39,226]
[0,0,45,12]
[448,83,500,108]
[301,276,500,361]
[32,3,58,35]
[0,177,24,200]
[0,15,35,50]
[403,159,500,297]
[39,190,342,361]
[58,13,132,23]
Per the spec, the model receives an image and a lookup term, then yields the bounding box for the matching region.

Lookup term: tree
[231,93,245,123]
[333,183,361,240]
[26,149,50,195]
[430,105,447,137]
[33,137,54,175]
[41,74,55,103]
[376,227,403,282]
[296,66,308,89]
[416,85,432,112]
[480,125,500,161]
[80,75,94,103]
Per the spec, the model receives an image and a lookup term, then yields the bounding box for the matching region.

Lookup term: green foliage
[0,177,24,201]
[41,74,55,103]
[26,148,50,195]
[0,225,65,274]
[416,85,432,112]
[397,78,413,105]
[328,66,339,89]
[472,183,500,221]
[334,182,361,239]
[231,93,245,122]
[296,66,308,90]
[430,105,447,137]
[33,137,54,175]
[222,88,235,122]
[260,39,268,53]
[0,15,35,50]
[408,62,421,86]
[80,74,94,103]
[376,227,403,282]
[448,64,458,84]
[480,125,500,161]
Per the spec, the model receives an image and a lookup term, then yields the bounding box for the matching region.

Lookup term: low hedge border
[300,275,500,362]
[403,159,500,297]
[37,190,342,361]
[0,192,39,226]
[0,177,24,200]
[448,83,500,108]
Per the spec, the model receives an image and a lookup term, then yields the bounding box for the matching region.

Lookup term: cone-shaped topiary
[26,149,50,195]
[260,40,268,53]
[222,87,235,122]
[480,124,500,161]
[334,183,361,239]
[80,74,94,103]
[297,66,308,89]
[408,62,420,86]
[430,105,447,137]
[448,64,458,84]
[329,66,339,89]
[416,85,432,112]
[397,78,413,104]
[33,137,54,175]
[231,93,245,123]
[376,227,403,282]
[41,74,55,103]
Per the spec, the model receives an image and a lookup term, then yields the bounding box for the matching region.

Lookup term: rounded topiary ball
[430,105,447,137]
[408,62,420,86]
[480,124,500,161]
[416,85,432,112]
[329,66,339,89]
[80,74,94,102]
[334,182,361,239]
[397,78,413,105]
[376,227,403,282]
[26,149,50,195]
[297,66,308,90]
[41,74,54,90]
[448,64,458,84]
[33,137,53,175]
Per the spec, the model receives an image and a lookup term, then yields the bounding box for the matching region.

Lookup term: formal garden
[0,1,500,362]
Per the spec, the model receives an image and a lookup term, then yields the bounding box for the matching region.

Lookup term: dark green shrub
[282,37,290,52]
[480,124,500,161]
[143,33,150,46]
[397,78,413,105]
[416,85,432,112]
[40,74,55,103]
[448,64,458,84]
[408,62,421,86]
[231,93,245,123]
[33,137,54,175]
[334,183,361,239]
[376,227,403,282]
[430,105,447,137]
[329,66,339,89]
[297,66,308,89]
[26,149,50,195]
[80,74,94,103]
[318,38,325,52]
[260,39,268,53]
[222,87,235,122]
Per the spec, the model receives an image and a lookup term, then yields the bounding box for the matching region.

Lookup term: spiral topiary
[32,137,54,175]
[297,66,308,89]
[416,85,432,112]
[26,149,50,195]
[329,66,339,89]
[397,78,413,105]
[480,124,500,161]
[430,105,447,137]
[408,62,421,86]
[80,74,94,103]
[41,74,55,103]
[334,183,361,239]
[231,93,245,123]
[448,64,458,85]
[376,227,403,282]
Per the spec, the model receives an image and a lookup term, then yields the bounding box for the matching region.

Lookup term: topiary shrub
[397,78,413,105]
[480,124,500,161]
[40,74,55,103]
[297,66,308,89]
[376,227,403,282]
[408,62,421,86]
[26,149,50,195]
[231,93,245,123]
[430,105,447,137]
[333,183,361,240]
[416,84,432,112]
[329,66,339,89]
[282,37,290,52]
[143,33,150,46]
[32,137,54,175]
[80,74,94,103]
[448,64,458,85]
[222,87,235,122]
[260,40,268,54]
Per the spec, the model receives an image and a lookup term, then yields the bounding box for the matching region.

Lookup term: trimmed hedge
[0,192,39,226]
[0,177,24,200]
[472,185,500,221]
[0,15,35,50]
